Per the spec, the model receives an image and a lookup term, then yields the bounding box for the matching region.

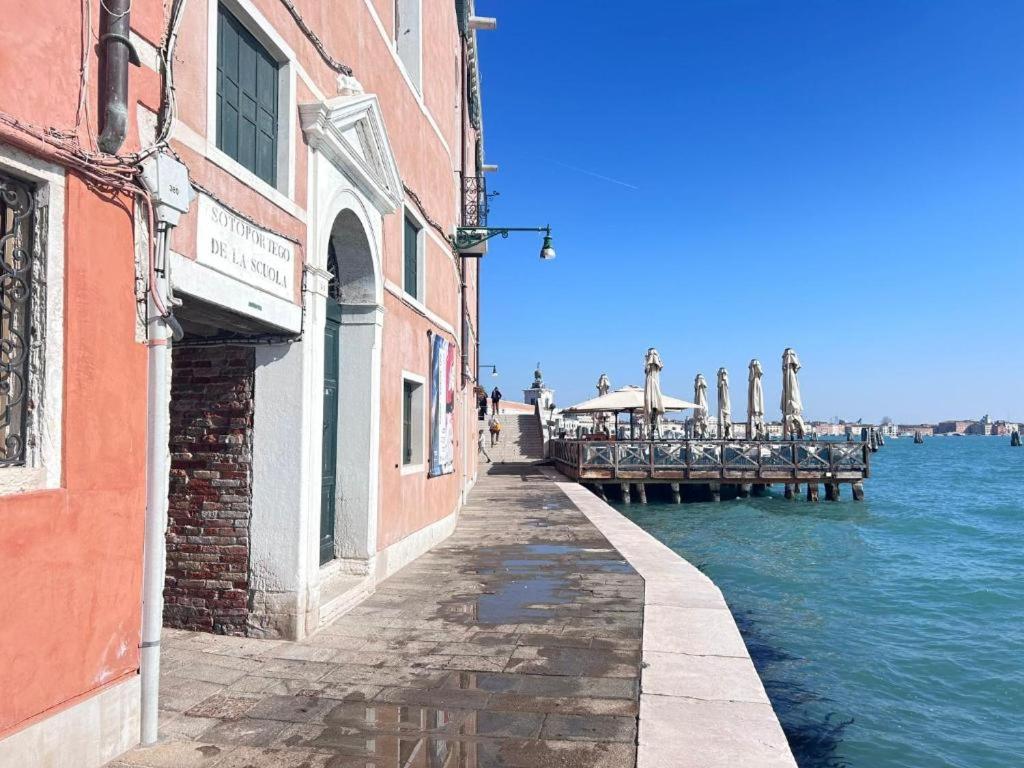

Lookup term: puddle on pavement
[477,575,566,623]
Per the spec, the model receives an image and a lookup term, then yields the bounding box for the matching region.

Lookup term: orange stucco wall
[0,0,154,737]
[0,177,149,737]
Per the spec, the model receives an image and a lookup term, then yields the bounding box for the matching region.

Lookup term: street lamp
[478,364,499,378]
[453,225,555,260]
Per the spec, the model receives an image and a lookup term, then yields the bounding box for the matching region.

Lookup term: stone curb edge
[540,467,798,768]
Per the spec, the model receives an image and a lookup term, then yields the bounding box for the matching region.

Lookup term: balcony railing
[549,439,870,481]
[461,174,488,228]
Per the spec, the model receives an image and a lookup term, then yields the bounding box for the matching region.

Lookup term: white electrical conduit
[140,223,172,745]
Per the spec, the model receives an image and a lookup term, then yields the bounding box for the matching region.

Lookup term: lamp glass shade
[539,234,556,260]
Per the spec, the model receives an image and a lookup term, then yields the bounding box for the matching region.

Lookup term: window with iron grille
[403,212,421,299]
[216,4,280,186]
[0,173,34,466]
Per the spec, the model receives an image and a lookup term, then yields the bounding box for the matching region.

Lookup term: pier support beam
[670,483,681,504]
[825,483,839,501]
[851,481,865,501]
[709,482,721,502]
[738,483,751,499]
[751,483,768,497]
[806,483,819,502]
[637,483,647,504]
[621,483,631,504]
[784,483,796,500]
[597,484,609,502]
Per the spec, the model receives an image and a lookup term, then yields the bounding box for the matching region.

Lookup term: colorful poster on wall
[429,334,455,477]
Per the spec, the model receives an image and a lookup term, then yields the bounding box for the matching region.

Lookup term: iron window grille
[0,172,34,466]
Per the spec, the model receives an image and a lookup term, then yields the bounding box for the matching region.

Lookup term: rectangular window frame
[402,207,425,303]
[216,4,281,187]
[393,0,423,94]
[206,0,297,201]
[400,372,426,474]
[0,146,65,496]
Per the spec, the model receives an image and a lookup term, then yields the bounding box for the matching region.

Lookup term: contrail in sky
[550,159,640,190]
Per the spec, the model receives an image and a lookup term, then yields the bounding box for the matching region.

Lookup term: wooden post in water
[738,483,751,498]
[751,483,768,497]
[637,483,647,504]
[709,482,721,502]
[597,484,609,502]
[825,483,840,501]
[806,483,819,502]
[784,483,796,500]
[670,482,681,504]
[851,481,865,501]
[621,483,631,503]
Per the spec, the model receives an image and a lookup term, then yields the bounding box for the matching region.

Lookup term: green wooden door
[320,299,342,565]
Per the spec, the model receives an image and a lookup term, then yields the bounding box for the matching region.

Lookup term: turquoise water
[617,436,1024,768]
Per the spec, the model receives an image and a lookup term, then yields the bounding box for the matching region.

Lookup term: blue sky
[474,0,1024,424]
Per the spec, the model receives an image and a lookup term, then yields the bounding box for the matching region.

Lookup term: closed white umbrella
[781,348,806,439]
[644,348,665,437]
[717,367,732,438]
[747,359,765,439]
[693,374,709,438]
[596,373,611,434]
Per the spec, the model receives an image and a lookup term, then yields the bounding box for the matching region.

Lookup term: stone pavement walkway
[109,465,643,768]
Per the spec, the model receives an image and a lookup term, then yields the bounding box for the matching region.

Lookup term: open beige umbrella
[644,348,665,437]
[747,359,766,439]
[693,374,709,438]
[781,348,806,439]
[563,385,699,413]
[717,367,732,438]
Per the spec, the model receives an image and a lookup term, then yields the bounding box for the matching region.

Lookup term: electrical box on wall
[140,153,195,225]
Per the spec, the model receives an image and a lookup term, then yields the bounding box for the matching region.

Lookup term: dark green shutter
[403,215,419,297]
[217,5,279,186]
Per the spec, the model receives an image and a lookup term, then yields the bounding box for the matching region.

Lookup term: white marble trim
[541,469,798,768]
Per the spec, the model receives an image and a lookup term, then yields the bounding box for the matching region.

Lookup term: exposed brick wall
[164,346,255,635]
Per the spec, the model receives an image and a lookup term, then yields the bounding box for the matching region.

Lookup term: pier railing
[549,438,870,483]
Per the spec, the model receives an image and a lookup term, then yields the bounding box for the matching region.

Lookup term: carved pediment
[299,93,402,215]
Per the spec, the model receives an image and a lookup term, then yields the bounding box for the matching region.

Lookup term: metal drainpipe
[140,225,172,745]
[98,0,138,154]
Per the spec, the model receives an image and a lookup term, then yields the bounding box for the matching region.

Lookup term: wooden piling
[851,481,865,501]
[709,482,721,502]
[637,483,648,504]
[784,483,796,500]
[806,483,819,502]
[751,483,768,497]
[825,483,839,501]
[738,483,751,498]
[670,482,681,504]
[621,483,631,503]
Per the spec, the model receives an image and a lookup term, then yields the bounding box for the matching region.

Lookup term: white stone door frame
[300,91,402,622]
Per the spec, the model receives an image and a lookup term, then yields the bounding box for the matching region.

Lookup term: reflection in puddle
[308,699,479,767]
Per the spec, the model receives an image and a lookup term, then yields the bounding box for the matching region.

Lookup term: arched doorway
[320,209,381,568]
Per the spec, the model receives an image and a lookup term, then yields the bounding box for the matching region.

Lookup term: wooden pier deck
[549,438,870,502]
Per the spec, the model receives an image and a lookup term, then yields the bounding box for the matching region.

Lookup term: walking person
[477,389,488,420]
[488,414,501,446]
[490,386,502,416]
